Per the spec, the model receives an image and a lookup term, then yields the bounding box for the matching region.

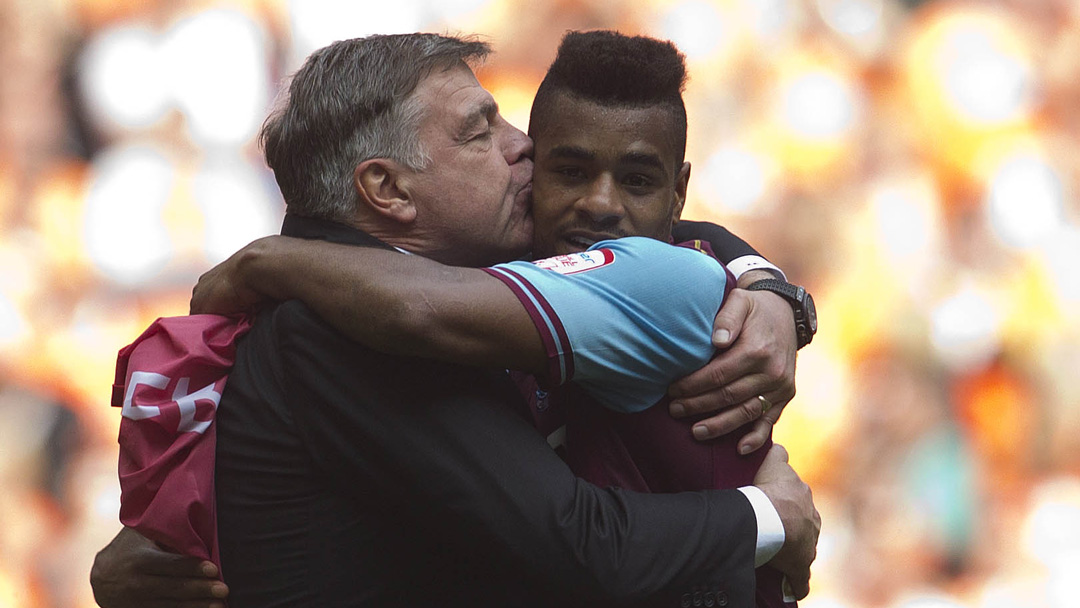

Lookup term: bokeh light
[937,16,1035,127]
[900,4,1041,183]
[779,68,861,140]
[816,0,883,38]
[192,158,282,263]
[930,285,1001,371]
[659,0,733,60]
[699,142,777,215]
[161,9,270,147]
[764,47,865,183]
[1021,477,1080,568]
[82,144,175,285]
[985,151,1066,249]
[1038,227,1080,304]
[288,0,425,66]
[0,238,37,352]
[76,25,169,134]
[868,174,942,269]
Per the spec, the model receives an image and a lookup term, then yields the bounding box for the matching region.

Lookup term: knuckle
[746,341,771,362]
[764,358,787,382]
[677,397,705,416]
[714,309,736,325]
[740,401,758,425]
[716,385,737,407]
[744,426,765,445]
[707,365,729,389]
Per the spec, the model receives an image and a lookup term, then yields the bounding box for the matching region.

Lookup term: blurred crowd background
[1,0,1078,606]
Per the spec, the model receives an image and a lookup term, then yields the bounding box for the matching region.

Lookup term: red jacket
[112,314,251,567]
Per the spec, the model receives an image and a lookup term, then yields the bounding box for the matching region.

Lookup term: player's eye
[555,166,587,180]
[623,173,653,189]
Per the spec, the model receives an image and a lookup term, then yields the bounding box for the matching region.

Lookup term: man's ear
[354,159,417,224]
[672,161,690,225]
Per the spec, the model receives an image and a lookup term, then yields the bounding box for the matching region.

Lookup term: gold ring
[757,395,772,416]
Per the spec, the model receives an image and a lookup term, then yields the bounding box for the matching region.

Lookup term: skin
[529,92,689,257]
[91,62,817,608]
[353,61,535,268]
[529,92,797,450]
[90,527,228,608]
[187,88,813,587]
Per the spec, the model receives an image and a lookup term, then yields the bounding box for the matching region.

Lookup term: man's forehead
[536,96,679,166]
[412,63,500,137]
[414,61,487,106]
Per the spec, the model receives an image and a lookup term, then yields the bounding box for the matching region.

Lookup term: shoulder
[265,300,510,393]
[599,237,721,267]
[243,300,370,377]
[269,299,333,335]
[266,299,384,362]
[588,237,728,287]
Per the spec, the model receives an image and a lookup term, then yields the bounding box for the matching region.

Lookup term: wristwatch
[745,279,817,349]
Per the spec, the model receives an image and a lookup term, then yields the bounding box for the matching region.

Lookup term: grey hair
[260,33,491,222]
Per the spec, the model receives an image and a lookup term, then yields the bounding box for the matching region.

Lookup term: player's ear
[672,161,690,224]
[354,159,417,224]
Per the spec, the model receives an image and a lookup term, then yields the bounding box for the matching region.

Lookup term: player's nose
[576,175,623,225]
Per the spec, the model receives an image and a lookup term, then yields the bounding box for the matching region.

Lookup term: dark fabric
[558,386,791,608]
[214,214,759,607]
[673,220,765,269]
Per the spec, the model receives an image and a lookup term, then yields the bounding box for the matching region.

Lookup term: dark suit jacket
[214,214,760,607]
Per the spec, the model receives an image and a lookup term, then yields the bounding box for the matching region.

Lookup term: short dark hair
[529,30,689,163]
[261,34,490,221]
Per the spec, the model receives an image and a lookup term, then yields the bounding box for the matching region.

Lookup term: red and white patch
[532,249,615,275]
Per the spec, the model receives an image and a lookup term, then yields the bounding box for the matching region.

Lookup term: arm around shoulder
[196,236,548,374]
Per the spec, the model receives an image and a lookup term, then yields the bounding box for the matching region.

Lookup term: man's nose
[501,120,533,164]
[576,176,624,225]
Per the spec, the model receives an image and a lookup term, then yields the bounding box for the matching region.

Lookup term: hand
[668,287,797,451]
[753,444,819,600]
[190,238,271,314]
[90,527,229,608]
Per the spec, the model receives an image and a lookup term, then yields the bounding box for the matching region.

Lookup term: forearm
[672,220,755,263]
[673,220,784,280]
[234,237,545,373]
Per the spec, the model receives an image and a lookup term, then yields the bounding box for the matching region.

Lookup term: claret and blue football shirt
[483,236,735,413]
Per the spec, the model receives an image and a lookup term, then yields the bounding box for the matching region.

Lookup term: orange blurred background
[1,0,1078,606]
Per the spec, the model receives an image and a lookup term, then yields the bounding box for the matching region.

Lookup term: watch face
[805,292,817,332]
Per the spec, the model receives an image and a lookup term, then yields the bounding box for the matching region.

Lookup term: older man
[92,33,816,608]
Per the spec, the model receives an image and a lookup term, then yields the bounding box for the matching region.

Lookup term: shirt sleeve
[482,237,733,413]
[672,220,786,281]
[736,486,786,566]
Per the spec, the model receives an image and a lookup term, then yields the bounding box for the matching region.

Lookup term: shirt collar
[280,213,397,251]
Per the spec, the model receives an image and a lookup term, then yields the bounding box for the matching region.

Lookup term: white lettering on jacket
[121,371,221,434]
